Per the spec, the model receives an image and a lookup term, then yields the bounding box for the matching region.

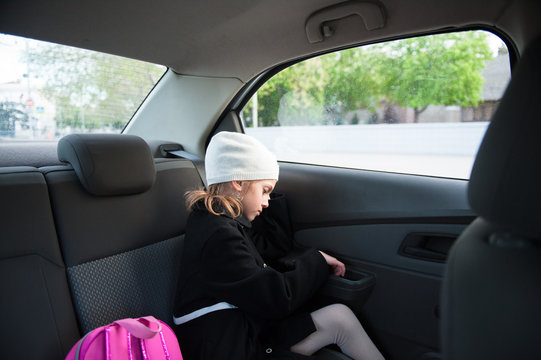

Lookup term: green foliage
[0,101,29,137]
[380,31,492,121]
[244,31,494,126]
[23,43,165,131]
[248,48,384,127]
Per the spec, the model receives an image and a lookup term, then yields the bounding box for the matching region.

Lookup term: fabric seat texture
[441,36,541,360]
[0,166,80,359]
[44,133,204,333]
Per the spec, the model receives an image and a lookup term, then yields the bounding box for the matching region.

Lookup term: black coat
[173,196,329,359]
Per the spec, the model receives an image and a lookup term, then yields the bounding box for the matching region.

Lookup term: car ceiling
[0,0,539,83]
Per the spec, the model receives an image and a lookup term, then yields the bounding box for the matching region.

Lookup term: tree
[378,31,493,122]
[321,45,384,114]
[247,30,494,126]
[23,42,164,131]
[0,101,29,137]
[249,47,384,127]
[250,57,329,127]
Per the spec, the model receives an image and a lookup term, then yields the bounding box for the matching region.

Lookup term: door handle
[398,233,456,263]
[402,245,447,261]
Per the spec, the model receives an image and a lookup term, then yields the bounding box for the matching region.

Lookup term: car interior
[1,0,540,359]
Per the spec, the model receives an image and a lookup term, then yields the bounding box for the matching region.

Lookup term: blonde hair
[185,182,251,218]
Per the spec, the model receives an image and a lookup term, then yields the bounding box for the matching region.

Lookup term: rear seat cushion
[67,235,182,332]
[0,167,80,359]
[58,133,156,196]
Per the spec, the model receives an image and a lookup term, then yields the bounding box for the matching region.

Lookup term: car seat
[441,36,541,359]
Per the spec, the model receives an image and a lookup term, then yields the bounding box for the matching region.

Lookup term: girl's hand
[319,251,346,277]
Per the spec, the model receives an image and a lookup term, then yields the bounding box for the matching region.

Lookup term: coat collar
[232,214,252,228]
[194,200,252,228]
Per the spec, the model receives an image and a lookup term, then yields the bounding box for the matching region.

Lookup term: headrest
[469,37,541,239]
[58,134,156,196]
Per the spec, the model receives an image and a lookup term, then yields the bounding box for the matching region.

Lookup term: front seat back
[441,37,541,359]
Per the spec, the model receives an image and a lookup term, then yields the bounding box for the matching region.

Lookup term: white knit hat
[205,132,279,186]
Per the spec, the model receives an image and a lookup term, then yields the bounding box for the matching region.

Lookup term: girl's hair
[185,182,247,218]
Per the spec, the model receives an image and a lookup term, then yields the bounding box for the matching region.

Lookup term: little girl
[173,131,384,359]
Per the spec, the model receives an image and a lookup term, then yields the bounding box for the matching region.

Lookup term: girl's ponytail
[185,183,242,218]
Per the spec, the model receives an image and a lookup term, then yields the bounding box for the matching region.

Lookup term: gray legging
[290,304,385,360]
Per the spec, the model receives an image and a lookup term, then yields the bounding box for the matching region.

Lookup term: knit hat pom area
[205,131,279,186]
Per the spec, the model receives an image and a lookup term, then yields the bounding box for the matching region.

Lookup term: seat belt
[158,143,207,188]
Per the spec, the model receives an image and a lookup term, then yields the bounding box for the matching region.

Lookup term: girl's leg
[290,303,384,360]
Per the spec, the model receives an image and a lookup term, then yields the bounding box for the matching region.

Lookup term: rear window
[0,34,166,140]
[241,30,511,179]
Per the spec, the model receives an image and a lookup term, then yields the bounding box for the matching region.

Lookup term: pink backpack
[65,316,183,360]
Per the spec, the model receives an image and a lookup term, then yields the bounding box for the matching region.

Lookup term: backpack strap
[74,331,92,360]
[113,316,162,339]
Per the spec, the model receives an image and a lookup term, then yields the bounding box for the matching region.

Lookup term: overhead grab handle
[305,0,385,43]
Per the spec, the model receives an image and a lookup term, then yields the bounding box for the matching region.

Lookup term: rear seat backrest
[0,166,80,359]
[44,134,203,333]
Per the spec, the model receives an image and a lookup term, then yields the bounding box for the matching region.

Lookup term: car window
[240,30,511,179]
[0,34,166,140]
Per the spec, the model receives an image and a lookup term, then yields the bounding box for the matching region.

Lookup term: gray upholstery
[442,37,541,360]
[47,135,204,331]
[0,141,61,167]
[68,236,183,332]
[58,133,156,196]
[468,37,541,239]
[442,219,541,360]
[44,159,200,266]
[0,167,80,359]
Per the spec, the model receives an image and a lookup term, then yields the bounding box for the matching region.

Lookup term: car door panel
[275,162,473,360]
[295,223,466,276]
[277,163,472,223]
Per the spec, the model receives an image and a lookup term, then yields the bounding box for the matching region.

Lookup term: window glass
[241,30,511,179]
[0,34,166,140]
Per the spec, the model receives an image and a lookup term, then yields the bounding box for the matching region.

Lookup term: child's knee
[332,303,354,316]
[317,304,359,331]
[330,304,356,322]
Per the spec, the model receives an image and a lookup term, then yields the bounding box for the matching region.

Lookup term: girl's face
[236,179,277,221]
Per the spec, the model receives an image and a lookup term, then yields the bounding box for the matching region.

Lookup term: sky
[0,34,28,84]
